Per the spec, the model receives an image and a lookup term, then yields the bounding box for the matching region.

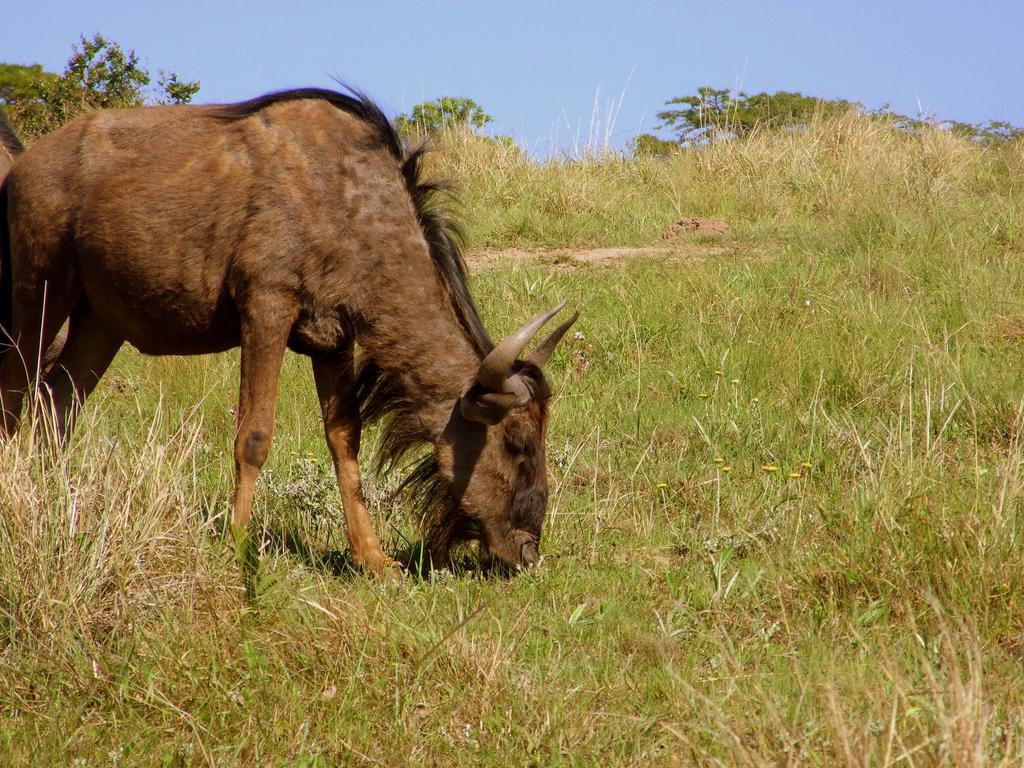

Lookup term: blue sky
[3,1,1022,152]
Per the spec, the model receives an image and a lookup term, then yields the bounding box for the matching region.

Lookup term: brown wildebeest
[0,87,577,576]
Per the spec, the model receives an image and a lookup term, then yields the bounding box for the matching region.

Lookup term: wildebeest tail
[0,183,9,340]
[0,110,24,340]
[0,111,25,160]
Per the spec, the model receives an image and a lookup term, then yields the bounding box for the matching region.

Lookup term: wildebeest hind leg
[41,306,123,443]
[312,353,399,578]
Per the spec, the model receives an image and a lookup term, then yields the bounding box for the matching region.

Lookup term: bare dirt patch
[466,244,730,271]
[467,219,738,271]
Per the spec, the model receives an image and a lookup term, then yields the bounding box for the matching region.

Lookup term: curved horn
[477,300,566,393]
[526,311,579,368]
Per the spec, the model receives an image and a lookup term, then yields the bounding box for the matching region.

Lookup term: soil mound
[662,217,729,239]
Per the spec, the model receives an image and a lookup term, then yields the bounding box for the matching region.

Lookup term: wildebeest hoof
[521,540,540,567]
[363,554,404,582]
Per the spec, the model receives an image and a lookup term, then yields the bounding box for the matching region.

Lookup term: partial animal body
[1,117,67,370]
[0,89,576,575]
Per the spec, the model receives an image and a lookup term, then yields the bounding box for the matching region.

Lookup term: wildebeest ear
[459,390,520,425]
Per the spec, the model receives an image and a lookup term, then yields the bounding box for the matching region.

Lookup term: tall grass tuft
[0,398,228,655]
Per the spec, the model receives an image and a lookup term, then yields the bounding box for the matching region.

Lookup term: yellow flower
[801,461,812,469]
[788,472,802,479]
[721,465,732,472]
[714,369,723,376]
[656,482,668,489]
[762,465,779,472]
[713,456,725,464]
[698,393,710,399]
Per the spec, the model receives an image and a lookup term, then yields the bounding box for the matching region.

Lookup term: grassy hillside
[2,116,1024,765]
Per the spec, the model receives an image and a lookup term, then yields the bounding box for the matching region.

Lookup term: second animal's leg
[0,278,75,437]
[42,319,71,373]
[41,306,123,443]
[312,353,398,577]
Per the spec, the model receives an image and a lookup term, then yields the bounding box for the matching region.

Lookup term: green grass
[2,117,1024,765]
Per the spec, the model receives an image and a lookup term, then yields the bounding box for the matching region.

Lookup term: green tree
[0,63,59,103]
[395,97,493,136]
[630,133,677,158]
[157,70,201,106]
[976,120,1024,143]
[866,106,1023,145]
[657,86,857,143]
[941,118,1024,144]
[3,34,199,140]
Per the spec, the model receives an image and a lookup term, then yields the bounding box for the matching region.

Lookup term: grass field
[2,116,1024,765]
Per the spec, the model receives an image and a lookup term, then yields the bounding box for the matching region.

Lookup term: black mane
[214,86,493,354]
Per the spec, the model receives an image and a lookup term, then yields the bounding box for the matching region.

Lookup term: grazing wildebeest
[0,88,577,576]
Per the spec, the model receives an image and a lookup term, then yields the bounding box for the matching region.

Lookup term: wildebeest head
[432,303,578,571]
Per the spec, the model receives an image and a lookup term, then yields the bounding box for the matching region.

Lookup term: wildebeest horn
[477,301,567,395]
[526,311,579,369]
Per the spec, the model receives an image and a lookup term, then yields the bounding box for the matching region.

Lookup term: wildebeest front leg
[312,354,399,578]
[231,307,293,590]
